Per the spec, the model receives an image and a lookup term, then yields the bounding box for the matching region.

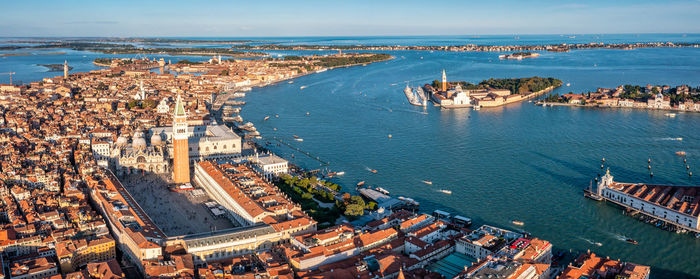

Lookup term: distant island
[498,52,540,60]
[37,64,73,72]
[0,42,266,58]
[423,72,562,108]
[235,41,699,53]
[85,47,267,58]
[541,84,700,113]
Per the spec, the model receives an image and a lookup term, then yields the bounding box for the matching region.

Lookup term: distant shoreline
[0,51,66,57]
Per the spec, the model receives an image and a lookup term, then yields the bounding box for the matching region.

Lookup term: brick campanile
[172,93,190,183]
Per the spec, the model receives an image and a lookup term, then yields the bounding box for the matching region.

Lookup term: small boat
[336,171,345,176]
[264,116,270,121]
[376,187,390,195]
[368,169,378,174]
[306,112,310,116]
[593,242,603,247]
[512,220,525,226]
[625,238,638,245]
[288,80,294,84]
[293,135,299,138]
[422,180,432,185]
[566,83,571,87]
[387,134,392,138]
[300,86,307,90]
[357,181,365,187]
[275,115,279,118]
[676,151,687,156]
[439,189,452,195]
[665,113,677,118]
[294,138,303,142]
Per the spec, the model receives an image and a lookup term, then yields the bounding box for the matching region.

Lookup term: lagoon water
[2,35,700,278]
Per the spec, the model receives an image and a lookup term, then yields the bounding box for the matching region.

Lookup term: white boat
[566,83,571,86]
[512,220,525,226]
[422,180,432,185]
[315,69,327,73]
[288,80,294,84]
[300,86,307,90]
[294,138,304,142]
[376,187,390,195]
[438,189,452,194]
[336,171,345,176]
[263,116,270,121]
[665,113,677,117]
[474,105,481,111]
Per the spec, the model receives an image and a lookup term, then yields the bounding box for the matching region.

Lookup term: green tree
[127,100,140,109]
[344,204,364,216]
[142,99,156,109]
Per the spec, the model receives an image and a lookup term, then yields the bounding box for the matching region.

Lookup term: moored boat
[357,181,365,187]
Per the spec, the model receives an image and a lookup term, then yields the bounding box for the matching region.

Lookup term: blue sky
[2,0,700,37]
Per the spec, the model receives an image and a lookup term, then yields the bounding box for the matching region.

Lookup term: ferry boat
[512,220,525,226]
[438,189,452,195]
[398,196,420,206]
[453,215,472,228]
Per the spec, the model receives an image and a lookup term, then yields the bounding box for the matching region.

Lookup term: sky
[2,0,700,37]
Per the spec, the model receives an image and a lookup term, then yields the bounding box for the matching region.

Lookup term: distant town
[541,84,700,113]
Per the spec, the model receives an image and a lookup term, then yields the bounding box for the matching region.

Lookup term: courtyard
[120,173,238,236]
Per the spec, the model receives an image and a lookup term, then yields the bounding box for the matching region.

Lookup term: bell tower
[441,69,447,92]
[64,60,69,79]
[172,93,190,183]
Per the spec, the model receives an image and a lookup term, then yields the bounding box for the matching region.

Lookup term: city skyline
[2,0,700,37]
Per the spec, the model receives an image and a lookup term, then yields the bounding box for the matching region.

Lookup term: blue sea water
[2,35,700,278]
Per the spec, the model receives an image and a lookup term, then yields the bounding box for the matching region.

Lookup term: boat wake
[579,237,603,247]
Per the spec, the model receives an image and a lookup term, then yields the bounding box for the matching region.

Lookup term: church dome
[150,133,163,146]
[116,135,128,147]
[132,131,147,150]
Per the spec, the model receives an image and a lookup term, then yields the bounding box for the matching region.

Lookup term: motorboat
[512,220,525,226]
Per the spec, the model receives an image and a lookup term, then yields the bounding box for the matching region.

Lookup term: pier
[268,136,330,166]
